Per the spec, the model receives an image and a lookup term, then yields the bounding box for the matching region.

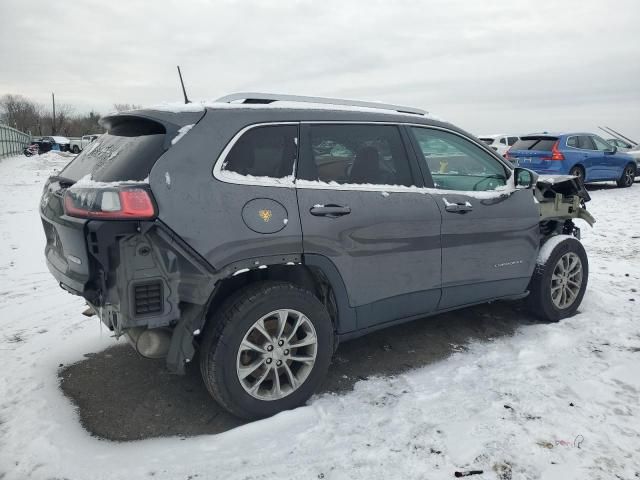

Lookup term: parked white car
[478,134,520,157]
[69,134,101,154]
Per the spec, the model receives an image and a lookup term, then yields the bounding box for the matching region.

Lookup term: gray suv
[40,93,594,419]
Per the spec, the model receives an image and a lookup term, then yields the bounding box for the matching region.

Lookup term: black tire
[527,236,588,322]
[569,165,584,183]
[616,164,635,188]
[72,145,80,154]
[199,281,334,419]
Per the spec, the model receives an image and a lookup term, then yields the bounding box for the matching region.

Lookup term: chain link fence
[0,124,31,158]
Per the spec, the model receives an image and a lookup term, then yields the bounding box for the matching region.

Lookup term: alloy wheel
[550,252,583,309]
[236,309,318,401]
[624,166,634,186]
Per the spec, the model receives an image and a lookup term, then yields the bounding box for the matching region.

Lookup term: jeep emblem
[258,209,272,222]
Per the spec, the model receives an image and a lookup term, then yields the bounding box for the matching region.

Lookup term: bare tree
[0,94,43,134]
[1,94,107,137]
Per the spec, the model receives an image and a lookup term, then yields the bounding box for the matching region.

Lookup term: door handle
[444,200,473,214]
[309,204,351,218]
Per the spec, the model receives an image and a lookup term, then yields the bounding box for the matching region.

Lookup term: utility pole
[51,92,56,135]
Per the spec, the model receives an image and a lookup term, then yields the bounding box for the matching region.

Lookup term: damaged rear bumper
[44,216,217,373]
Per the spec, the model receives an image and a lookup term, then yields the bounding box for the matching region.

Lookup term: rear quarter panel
[148,110,303,271]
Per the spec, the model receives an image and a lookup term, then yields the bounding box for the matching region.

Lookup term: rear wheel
[72,145,80,154]
[527,237,588,322]
[616,164,635,188]
[200,282,334,419]
[569,165,584,183]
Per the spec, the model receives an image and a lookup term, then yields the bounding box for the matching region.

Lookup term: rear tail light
[542,141,565,161]
[64,187,156,220]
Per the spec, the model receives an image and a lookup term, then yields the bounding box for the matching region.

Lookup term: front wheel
[617,164,635,188]
[200,282,334,419]
[72,145,80,154]
[527,236,588,322]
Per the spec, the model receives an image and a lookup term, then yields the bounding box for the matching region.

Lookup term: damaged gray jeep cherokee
[40,93,594,419]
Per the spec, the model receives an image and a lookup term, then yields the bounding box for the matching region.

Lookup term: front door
[591,134,621,179]
[407,126,539,309]
[296,123,442,331]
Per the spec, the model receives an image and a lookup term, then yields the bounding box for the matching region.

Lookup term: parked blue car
[506,133,637,188]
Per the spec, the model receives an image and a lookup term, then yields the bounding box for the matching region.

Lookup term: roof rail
[215,92,426,116]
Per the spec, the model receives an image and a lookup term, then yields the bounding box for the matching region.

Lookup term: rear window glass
[511,137,558,151]
[61,118,166,182]
[222,125,298,178]
[479,138,494,145]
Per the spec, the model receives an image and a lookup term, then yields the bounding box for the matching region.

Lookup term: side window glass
[499,138,507,145]
[300,124,414,186]
[508,137,518,146]
[222,125,298,179]
[567,136,578,148]
[591,135,612,151]
[410,127,507,192]
[577,136,596,150]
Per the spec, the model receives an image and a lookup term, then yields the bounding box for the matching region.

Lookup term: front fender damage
[535,175,595,227]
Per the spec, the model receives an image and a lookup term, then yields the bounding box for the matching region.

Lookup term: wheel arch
[199,254,356,342]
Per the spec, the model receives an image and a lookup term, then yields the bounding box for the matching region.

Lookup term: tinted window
[511,137,558,151]
[61,118,166,182]
[499,138,507,145]
[411,127,507,192]
[507,137,519,146]
[591,135,612,151]
[223,125,298,178]
[479,138,494,145]
[299,124,414,186]
[577,136,595,150]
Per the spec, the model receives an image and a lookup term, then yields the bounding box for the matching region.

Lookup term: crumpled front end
[535,175,595,238]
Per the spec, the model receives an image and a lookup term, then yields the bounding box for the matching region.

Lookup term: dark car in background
[26,136,71,155]
[506,133,636,187]
[40,93,594,419]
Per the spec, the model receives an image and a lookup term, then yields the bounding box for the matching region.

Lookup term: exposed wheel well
[200,264,340,340]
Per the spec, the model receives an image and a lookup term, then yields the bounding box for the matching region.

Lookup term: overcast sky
[1,0,639,139]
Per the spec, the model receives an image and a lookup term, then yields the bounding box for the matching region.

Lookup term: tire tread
[200,281,331,419]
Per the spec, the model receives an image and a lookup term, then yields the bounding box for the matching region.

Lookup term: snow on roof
[478,134,509,139]
[50,136,70,144]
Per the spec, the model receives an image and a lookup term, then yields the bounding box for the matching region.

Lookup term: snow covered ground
[1,153,639,479]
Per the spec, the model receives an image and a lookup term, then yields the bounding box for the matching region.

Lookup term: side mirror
[514,167,537,189]
[605,146,617,155]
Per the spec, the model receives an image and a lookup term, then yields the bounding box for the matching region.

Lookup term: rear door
[408,126,539,309]
[576,135,605,180]
[296,123,442,331]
